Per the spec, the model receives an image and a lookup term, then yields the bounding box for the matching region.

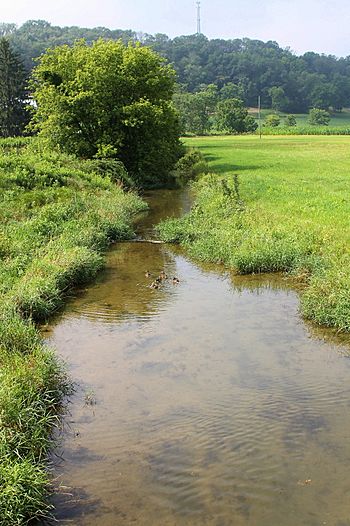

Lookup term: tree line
[2,20,350,113]
[2,20,350,147]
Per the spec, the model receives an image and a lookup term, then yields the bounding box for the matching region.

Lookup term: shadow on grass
[200,153,262,174]
[211,163,262,174]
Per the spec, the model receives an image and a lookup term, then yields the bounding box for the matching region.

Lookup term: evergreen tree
[0,38,28,137]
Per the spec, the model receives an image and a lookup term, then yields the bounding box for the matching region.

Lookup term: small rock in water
[297,479,312,486]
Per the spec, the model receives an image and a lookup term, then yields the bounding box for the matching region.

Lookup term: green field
[0,138,145,525]
[159,135,350,331]
[249,108,350,128]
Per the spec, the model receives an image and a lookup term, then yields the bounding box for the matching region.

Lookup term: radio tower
[196,1,201,34]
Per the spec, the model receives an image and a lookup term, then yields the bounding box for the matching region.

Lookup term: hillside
[1,20,350,112]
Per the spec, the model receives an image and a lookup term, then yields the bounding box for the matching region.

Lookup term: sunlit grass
[0,138,146,524]
[159,135,350,330]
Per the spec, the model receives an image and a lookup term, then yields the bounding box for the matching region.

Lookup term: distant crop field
[248,108,350,130]
[162,135,350,331]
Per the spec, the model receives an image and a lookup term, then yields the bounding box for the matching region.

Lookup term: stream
[45,189,350,526]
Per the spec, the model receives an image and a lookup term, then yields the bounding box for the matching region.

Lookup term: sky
[2,0,350,57]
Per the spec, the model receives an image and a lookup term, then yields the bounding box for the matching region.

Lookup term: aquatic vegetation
[158,135,350,331]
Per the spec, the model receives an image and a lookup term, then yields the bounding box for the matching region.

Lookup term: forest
[2,19,350,113]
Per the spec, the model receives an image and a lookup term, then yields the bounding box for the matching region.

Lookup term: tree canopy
[0,38,28,137]
[7,21,350,113]
[215,98,257,133]
[30,39,183,186]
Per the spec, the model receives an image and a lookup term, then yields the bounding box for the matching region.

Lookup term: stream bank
[46,189,350,526]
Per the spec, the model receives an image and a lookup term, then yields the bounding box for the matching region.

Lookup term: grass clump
[158,135,350,331]
[0,137,146,524]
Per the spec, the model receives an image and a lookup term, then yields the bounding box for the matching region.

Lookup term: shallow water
[46,189,350,526]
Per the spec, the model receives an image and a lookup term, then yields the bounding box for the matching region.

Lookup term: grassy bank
[158,135,350,331]
[0,138,146,524]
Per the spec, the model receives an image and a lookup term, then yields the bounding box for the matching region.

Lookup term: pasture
[159,135,350,331]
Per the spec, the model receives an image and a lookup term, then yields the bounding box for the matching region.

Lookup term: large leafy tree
[30,39,183,186]
[215,98,257,133]
[174,84,218,135]
[0,38,28,137]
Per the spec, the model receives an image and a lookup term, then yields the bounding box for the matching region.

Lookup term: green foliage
[269,86,289,111]
[219,82,244,101]
[5,20,350,113]
[284,114,297,127]
[174,84,218,135]
[0,38,28,137]
[264,114,281,127]
[85,158,135,188]
[30,39,183,187]
[172,149,210,186]
[159,135,350,332]
[215,98,257,133]
[0,137,146,524]
[308,108,331,125]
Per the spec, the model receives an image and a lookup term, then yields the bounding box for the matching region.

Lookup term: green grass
[0,138,146,524]
[158,135,350,331]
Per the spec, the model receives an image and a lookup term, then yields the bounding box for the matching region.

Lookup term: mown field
[0,138,146,525]
[159,135,350,331]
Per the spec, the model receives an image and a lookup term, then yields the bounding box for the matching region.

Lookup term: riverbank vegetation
[0,137,146,524]
[1,34,187,522]
[29,39,183,188]
[158,135,350,331]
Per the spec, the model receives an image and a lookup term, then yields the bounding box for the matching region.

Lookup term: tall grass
[0,137,146,524]
[158,135,350,332]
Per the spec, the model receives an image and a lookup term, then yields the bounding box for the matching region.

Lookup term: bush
[172,149,210,186]
[284,114,297,127]
[264,114,280,127]
[308,108,330,126]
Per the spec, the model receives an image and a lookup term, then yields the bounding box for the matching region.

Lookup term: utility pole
[196,1,201,35]
[258,95,262,139]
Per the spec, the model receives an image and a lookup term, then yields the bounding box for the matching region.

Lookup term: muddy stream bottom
[45,190,350,526]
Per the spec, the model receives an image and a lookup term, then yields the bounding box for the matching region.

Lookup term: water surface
[46,190,350,526]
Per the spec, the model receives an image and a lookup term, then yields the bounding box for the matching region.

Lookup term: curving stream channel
[45,189,350,526]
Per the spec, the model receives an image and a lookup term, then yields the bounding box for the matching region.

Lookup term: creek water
[46,189,350,526]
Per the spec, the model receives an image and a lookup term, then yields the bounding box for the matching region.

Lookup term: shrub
[172,149,210,186]
[264,114,281,127]
[284,114,297,127]
[308,108,330,126]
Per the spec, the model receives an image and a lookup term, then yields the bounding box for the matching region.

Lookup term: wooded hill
[2,19,350,112]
